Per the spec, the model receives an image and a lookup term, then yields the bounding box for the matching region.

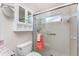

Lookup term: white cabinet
[13,4,33,32]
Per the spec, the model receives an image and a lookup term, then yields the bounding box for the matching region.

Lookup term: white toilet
[16,41,41,56]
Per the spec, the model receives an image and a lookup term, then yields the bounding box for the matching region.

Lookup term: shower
[33,3,78,56]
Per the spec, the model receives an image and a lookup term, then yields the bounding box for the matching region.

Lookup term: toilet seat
[27,52,41,56]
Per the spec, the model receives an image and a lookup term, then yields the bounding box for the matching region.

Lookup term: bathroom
[0,3,78,56]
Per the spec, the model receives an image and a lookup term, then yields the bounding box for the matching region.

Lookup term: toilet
[16,41,41,56]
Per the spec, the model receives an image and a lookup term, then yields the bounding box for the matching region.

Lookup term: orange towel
[35,33,44,50]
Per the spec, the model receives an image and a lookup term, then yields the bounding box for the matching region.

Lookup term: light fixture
[1,4,14,18]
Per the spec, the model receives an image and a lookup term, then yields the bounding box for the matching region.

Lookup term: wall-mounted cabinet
[13,4,33,32]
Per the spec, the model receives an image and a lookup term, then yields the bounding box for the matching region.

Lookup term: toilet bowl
[16,41,42,56]
[27,51,41,56]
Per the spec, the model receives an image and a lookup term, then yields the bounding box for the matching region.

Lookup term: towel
[35,33,44,50]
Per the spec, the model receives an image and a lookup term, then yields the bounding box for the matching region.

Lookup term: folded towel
[35,33,44,50]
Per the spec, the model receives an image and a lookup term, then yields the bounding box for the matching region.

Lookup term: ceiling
[2,3,65,14]
[24,3,65,14]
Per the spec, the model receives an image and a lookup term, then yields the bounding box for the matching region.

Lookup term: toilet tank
[16,41,32,56]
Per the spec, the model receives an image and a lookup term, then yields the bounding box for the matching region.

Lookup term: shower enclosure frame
[32,3,78,56]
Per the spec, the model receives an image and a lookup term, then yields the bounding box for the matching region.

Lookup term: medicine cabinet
[13,5,33,32]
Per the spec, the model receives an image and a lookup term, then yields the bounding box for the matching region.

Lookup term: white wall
[70,16,77,56]
[0,4,32,52]
[76,3,79,56]
[69,4,78,56]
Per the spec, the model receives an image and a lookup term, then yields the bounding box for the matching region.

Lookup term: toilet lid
[27,52,41,56]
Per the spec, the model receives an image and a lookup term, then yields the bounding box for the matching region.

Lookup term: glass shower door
[33,14,70,56]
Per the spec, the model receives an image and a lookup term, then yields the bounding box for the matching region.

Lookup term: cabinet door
[13,4,33,31]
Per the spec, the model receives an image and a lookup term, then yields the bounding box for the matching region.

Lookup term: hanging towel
[35,33,44,50]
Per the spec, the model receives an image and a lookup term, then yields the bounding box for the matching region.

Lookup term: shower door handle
[47,33,56,35]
